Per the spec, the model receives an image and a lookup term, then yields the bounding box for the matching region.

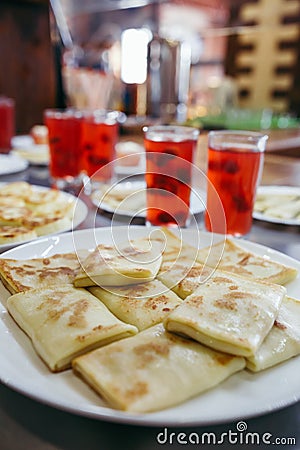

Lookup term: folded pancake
[74,236,163,287]
[6,284,138,372]
[164,271,286,357]
[0,182,76,240]
[255,193,300,220]
[29,198,75,218]
[0,225,37,246]
[0,181,32,198]
[196,238,298,286]
[0,252,87,294]
[246,296,300,372]
[22,188,61,209]
[0,205,32,227]
[157,227,201,263]
[0,196,26,208]
[89,279,182,330]
[23,213,72,236]
[73,323,245,412]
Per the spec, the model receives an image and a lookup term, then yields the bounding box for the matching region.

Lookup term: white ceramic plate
[0,153,29,175]
[11,135,49,166]
[11,134,34,149]
[0,226,299,426]
[114,154,146,176]
[253,185,300,226]
[0,184,88,252]
[114,141,145,175]
[92,180,206,218]
[11,146,49,166]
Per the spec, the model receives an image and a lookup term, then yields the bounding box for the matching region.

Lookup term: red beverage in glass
[0,97,15,153]
[144,126,199,227]
[81,111,118,182]
[205,131,267,236]
[44,110,85,179]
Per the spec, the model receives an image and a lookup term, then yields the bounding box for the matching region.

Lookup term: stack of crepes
[0,227,299,413]
[0,182,75,245]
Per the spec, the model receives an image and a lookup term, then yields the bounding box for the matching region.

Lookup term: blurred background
[1,0,300,136]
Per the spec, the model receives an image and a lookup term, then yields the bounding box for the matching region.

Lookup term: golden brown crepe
[7,284,138,372]
[159,228,298,285]
[89,279,182,330]
[0,225,37,246]
[0,182,76,243]
[196,238,298,285]
[246,296,300,372]
[74,236,163,287]
[157,260,213,299]
[0,252,87,294]
[164,271,286,357]
[73,324,245,412]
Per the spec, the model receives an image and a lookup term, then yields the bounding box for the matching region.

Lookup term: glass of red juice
[0,97,15,154]
[44,109,86,191]
[81,110,120,184]
[205,130,268,237]
[143,125,199,227]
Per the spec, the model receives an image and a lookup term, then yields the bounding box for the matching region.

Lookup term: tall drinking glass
[81,110,120,183]
[143,125,199,227]
[44,109,86,191]
[205,130,268,236]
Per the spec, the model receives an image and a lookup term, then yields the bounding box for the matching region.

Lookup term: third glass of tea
[81,110,121,184]
[143,125,199,227]
[205,130,268,237]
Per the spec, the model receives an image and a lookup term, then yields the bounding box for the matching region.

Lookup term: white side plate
[0,154,28,175]
[0,184,88,252]
[253,185,300,226]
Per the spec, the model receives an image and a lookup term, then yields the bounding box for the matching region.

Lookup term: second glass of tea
[205,130,268,237]
[81,110,120,184]
[143,125,199,227]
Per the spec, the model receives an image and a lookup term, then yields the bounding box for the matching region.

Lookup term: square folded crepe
[158,260,213,299]
[0,225,37,246]
[0,252,88,294]
[6,284,138,372]
[246,296,300,372]
[73,324,246,413]
[164,271,286,357]
[157,227,201,263]
[160,228,298,285]
[74,236,163,287]
[89,279,182,331]
[196,237,298,286]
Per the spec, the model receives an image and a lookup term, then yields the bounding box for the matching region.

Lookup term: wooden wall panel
[0,0,56,134]
[224,0,300,114]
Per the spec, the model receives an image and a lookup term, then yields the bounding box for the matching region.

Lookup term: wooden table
[0,148,299,450]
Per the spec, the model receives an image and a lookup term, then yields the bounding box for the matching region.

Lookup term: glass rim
[208,129,268,152]
[44,108,83,118]
[44,108,126,124]
[143,124,199,138]
[208,129,269,140]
